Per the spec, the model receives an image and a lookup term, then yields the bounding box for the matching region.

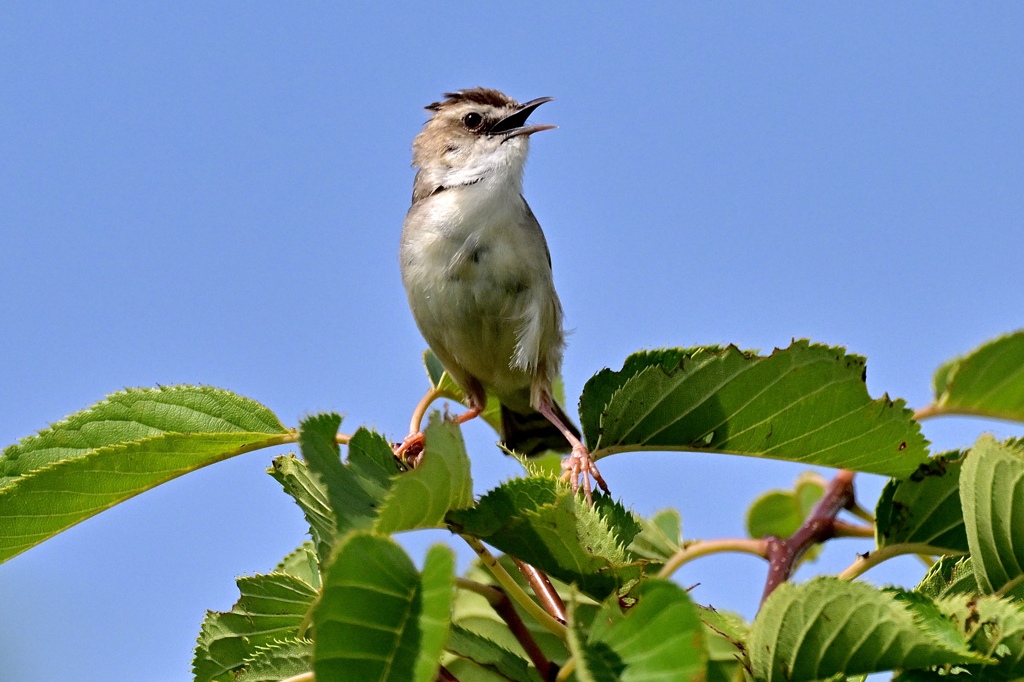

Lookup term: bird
[398,87,607,501]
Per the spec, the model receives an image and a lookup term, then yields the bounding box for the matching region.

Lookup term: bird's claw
[559,445,609,506]
[394,431,425,468]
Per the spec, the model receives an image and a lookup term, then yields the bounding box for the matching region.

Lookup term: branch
[512,557,567,624]
[410,386,445,434]
[460,535,568,640]
[657,538,768,579]
[454,578,558,681]
[838,543,966,580]
[761,469,857,604]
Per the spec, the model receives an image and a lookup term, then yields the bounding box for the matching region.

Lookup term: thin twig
[454,578,558,681]
[410,386,445,434]
[838,543,965,580]
[846,500,875,524]
[513,558,567,624]
[832,520,875,538]
[461,535,568,640]
[657,538,768,579]
[555,658,576,682]
[761,469,857,604]
[912,404,942,421]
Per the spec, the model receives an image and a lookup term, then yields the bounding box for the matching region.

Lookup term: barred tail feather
[500,402,580,456]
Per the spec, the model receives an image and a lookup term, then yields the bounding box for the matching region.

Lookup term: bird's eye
[463,112,483,129]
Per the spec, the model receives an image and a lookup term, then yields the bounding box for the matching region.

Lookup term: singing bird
[398,87,606,500]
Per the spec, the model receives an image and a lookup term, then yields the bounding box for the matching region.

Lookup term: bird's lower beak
[488,96,556,139]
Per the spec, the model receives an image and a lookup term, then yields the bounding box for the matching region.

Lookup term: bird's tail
[500,402,581,457]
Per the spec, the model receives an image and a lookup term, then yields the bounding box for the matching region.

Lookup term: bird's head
[412,87,554,192]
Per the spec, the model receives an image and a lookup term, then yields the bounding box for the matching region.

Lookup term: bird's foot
[394,431,425,469]
[559,444,609,506]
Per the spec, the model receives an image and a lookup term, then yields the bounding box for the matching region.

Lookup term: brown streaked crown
[425,87,517,112]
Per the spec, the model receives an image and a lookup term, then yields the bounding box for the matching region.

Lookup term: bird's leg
[455,403,482,425]
[537,399,609,505]
[395,390,484,468]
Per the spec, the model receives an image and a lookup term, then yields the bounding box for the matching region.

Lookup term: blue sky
[2,4,1022,680]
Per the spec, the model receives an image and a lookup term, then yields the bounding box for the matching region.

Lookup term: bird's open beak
[488,96,556,139]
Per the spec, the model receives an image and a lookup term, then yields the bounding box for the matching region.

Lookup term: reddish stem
[513,558,567,624]
[761,469,857,604]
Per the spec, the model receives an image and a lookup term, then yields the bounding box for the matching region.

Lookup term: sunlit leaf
[960,435,1024,594]
[581,341,927,477]
[0,386,289,564]
[376,414,474,534]
[876,452,968,552]
[0,385,287,487]
[750,577,986,682]
[573,579,707,681]
[746,471,825,546]
[233,638,312,682]
[931,330,1024,423]
[937,593,1024,678]
[192,573,317,682]
[313,532,446,682]
[448,476,645,600]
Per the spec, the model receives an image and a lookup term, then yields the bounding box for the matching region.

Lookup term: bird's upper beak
[488,96,556,139]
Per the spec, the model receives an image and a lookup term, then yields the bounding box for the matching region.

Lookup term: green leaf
[750,577,986,682]
[937,593,1024,678]
[931,330,1024,422]
[917,556,1024,603]
[0,385,287,487]
[268,454,336,563]
[192,572,318,682]
[699,607,750,682]
[0,386,288,564]
[960,435,1024,594]
[314,532,444,682]
[916,556,980,600]
[574,579,707,682]
[0,431,287,564]
[746,471,825,540]
[275,541,321,591]
[299,415,386,535]
[233,638,312,682]
[453,555,580,667]
[446,625,538,682]
[376,414,474,534]
[876,452,968,552]
[414,545,456,682]
[628,508,683,563]
[447,476,646,600]
[580,341,928,478]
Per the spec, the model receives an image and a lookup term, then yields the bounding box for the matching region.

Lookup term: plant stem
[997,574,1024,597]
[513,558,567,624]
[846,500,875,524]
[912,404,943,421]
[461,535,568,640]
[555,658,576,682]
[410,386,445,434]
[838,543,965,580]
[761,469,857,604]
[657,538,768,579]
[832,521,875,538]
[454,577,558,680]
